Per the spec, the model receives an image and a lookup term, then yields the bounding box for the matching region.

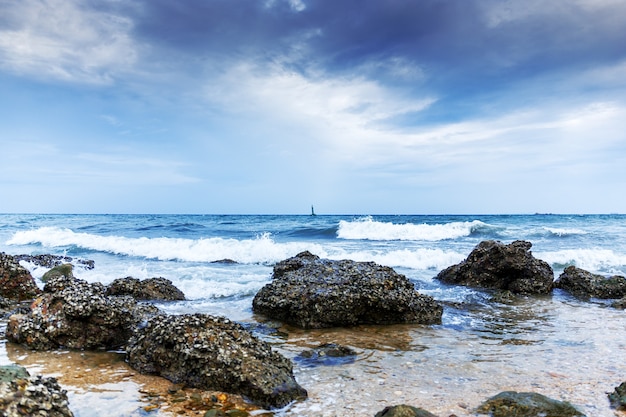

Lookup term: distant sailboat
[311,205,316,216]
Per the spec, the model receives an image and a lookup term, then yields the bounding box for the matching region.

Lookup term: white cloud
[0,0,138,84]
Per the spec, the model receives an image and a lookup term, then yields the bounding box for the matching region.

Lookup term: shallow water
[2,214,626,416]
[2,292,626,416]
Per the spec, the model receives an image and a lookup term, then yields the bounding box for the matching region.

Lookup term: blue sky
[1,0,625,214]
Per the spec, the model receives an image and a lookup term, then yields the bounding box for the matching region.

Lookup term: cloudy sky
[1,0,625,214]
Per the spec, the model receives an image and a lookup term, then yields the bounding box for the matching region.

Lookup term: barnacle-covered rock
[126,313,307,409]
[0,364,74,417]
[0,252,42,301]
[106,276,186,300]
[435,240,554,294]
[6,275,160,350]
[252,251,442,328]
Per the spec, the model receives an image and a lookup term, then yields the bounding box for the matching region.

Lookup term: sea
[1,213,625,417]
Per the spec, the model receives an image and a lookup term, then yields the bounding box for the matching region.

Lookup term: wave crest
[7,227,323,264]
[336,217,488,241]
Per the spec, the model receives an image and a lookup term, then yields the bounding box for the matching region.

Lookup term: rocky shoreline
[2,241,626,416]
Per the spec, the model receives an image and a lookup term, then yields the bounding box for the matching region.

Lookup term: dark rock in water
[554,266,626,299]
[612,297,626,309]
[435,240,554,294]
[0,364,74,416]
[14,254,95,270]
[252,251,443,329]
[374,404,438,417]
[41,263,74,283]
[609,381,626,409]
[6,275,160,350]
[296,343,357,367]
[211,258,238,264]
[106,276,186,300]
[476,391,585,416]
[0,252,42,301]
[126,313,307,409]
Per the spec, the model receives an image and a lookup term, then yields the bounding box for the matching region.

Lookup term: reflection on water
[1,293,626,417]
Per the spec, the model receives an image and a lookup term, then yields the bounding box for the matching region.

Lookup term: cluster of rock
[434,240,626,308]
[14,253,95,270]
[0,364,74,417]
[0,252,307,412]
[253,251,443,328]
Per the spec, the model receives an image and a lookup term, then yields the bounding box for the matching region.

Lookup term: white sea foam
[538,248,626,275]
[7,227,326,264]
[326,248,466,271]
[543,227,588,237]
[336,216,486,241]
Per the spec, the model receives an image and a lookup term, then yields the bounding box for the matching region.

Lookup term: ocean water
[1,213,626,416]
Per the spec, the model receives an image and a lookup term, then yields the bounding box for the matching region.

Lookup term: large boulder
[435,240,554,294]
[476,391,584,417]
[126,313,307,409]
[0,364,74,417]
[0,252,42,301]
[106,276,186,300]
[252,252,443,329]
[6,275,159,350]
[554,266,626,299]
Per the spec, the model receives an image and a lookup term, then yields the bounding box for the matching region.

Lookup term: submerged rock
[252,251,443,329]
[0,364,74,417]
[126,313,307,409]
[435,240,554,294]
[295,343,357,367]
[476,391,585,417]
[554,266,626,299]
[106,276,186,300]
[6,275,159,350]
[374,404,438,417]
[0,252,42,301]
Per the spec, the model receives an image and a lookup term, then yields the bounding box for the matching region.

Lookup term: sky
[1,0,626,215]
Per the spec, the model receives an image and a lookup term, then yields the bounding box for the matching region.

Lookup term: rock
[14,254,94,270]
[296,343,357,367]
[554,266,626,299]
[0,252,42,301]
[374,404,438,417]
[6,275,160,350]
[609,381,626,409]
[612,297,626,309]
[435,240,554,294]
[0,364,74,417]
[126,313,307,409]
[476,391,585,416]
[106,276,186,301]
[41,263,74,283]
[252,251,442,329]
